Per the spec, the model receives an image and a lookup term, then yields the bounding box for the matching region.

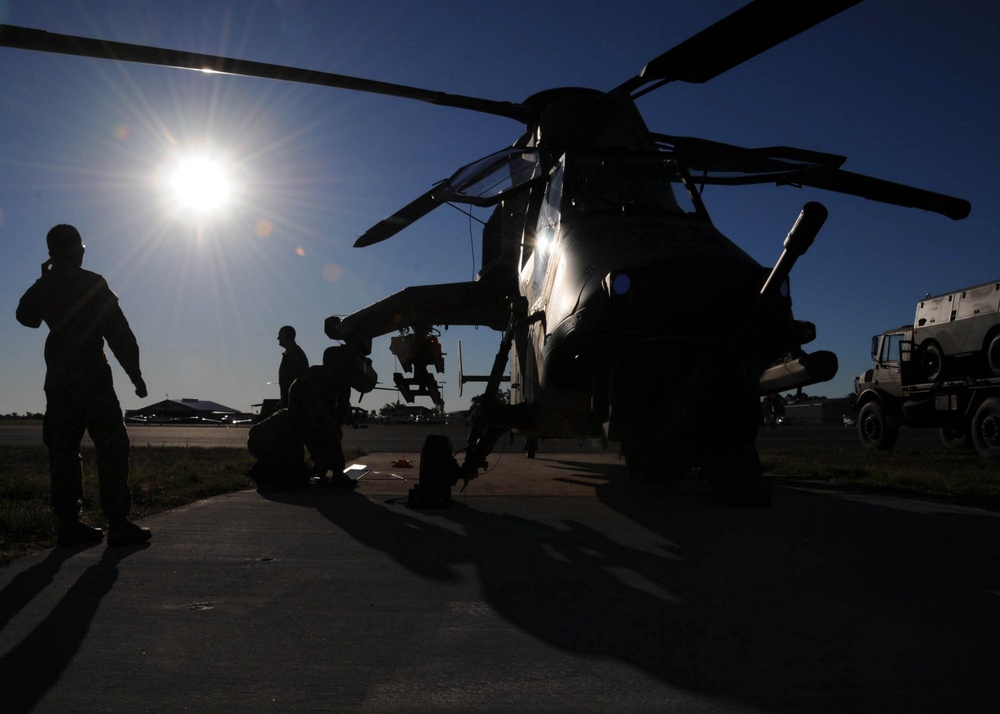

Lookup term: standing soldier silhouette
[276,325,309,408]
[17,224,152,547]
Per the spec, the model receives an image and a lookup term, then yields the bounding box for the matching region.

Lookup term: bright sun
[167,154,235,215]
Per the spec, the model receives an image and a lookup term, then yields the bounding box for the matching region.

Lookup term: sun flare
[166,153,235,215]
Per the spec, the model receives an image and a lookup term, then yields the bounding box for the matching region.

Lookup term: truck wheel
[858,401,898,451]
[971,398,1000,459]
[987,334,1000,377]
[919,342,945,382]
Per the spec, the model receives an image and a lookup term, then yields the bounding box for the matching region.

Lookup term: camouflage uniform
[17,261,144,525]
[288,364,351,479]
[278,333,309,408]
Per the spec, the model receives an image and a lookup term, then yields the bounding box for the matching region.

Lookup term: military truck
[852,280,1000,458]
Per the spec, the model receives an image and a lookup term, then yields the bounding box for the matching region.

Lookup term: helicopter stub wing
[326,279,512,343]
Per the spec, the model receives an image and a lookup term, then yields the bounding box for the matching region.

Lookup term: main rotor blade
[0,24,533,122]
[786,169,971,221]
[653,133,970,220]
[653,133,847,172]
[355,146,542,247]
[687,165,971,221]
[354,187,445,247]
[615,0,862,96]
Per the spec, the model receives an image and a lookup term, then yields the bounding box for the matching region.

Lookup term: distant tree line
[781,390,830,403]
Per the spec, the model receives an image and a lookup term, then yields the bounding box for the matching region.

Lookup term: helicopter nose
[601,259,774,335]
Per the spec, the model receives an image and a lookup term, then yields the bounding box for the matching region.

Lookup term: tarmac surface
[4,435,1000,713]
[0,419,945,452]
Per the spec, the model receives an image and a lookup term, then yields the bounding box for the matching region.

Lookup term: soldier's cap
[46,224,84,257]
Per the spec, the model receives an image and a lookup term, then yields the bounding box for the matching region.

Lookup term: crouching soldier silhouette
[288,364,353,487]
[246,407,311,491]
[16,224,152,547]
[248,342,372,491]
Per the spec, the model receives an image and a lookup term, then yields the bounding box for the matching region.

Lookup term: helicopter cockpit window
[518,156,564,271]
[563,152,691,215]
[538,160,564,243]
[441,148,542,207]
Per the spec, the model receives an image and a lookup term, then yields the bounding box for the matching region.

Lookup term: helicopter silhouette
[0,0,971,505]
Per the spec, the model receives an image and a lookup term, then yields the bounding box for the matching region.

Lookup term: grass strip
[1,445,257,564]
[2,444,998,566]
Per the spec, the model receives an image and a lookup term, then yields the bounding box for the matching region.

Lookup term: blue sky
[1,0,998,416]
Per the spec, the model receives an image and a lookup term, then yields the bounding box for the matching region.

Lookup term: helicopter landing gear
[619,411,693,480]
[408,434,458,507]
[617,380,768,505]
[704,385,770,506]
[622,434,690,481]
[524,437,538,459]
[705,444,771,508]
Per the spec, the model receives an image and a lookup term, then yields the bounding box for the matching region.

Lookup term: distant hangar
[125,398,252,425]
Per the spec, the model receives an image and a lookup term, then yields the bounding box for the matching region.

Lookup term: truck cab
[863,326,913,397]
[852,326,915,451]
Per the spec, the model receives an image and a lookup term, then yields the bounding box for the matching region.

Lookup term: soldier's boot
[328,454,355,488]
[57,519,105,547]
[107,520,152,547]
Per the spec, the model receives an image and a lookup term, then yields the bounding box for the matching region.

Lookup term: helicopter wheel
[622,426,690,481]
[622,431,652,479]
[624,448,659,480]
[623,444,651,479]
[408,434,456,507]
[703,381,769,506]
[524,437,538,459]
[706,444,770,508]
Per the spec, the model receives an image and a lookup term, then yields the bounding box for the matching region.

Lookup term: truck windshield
[881,333,906,363]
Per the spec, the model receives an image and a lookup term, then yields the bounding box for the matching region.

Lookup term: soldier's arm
[16,282,44,328]
[336,384,353,424]
[99,283,146,394]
